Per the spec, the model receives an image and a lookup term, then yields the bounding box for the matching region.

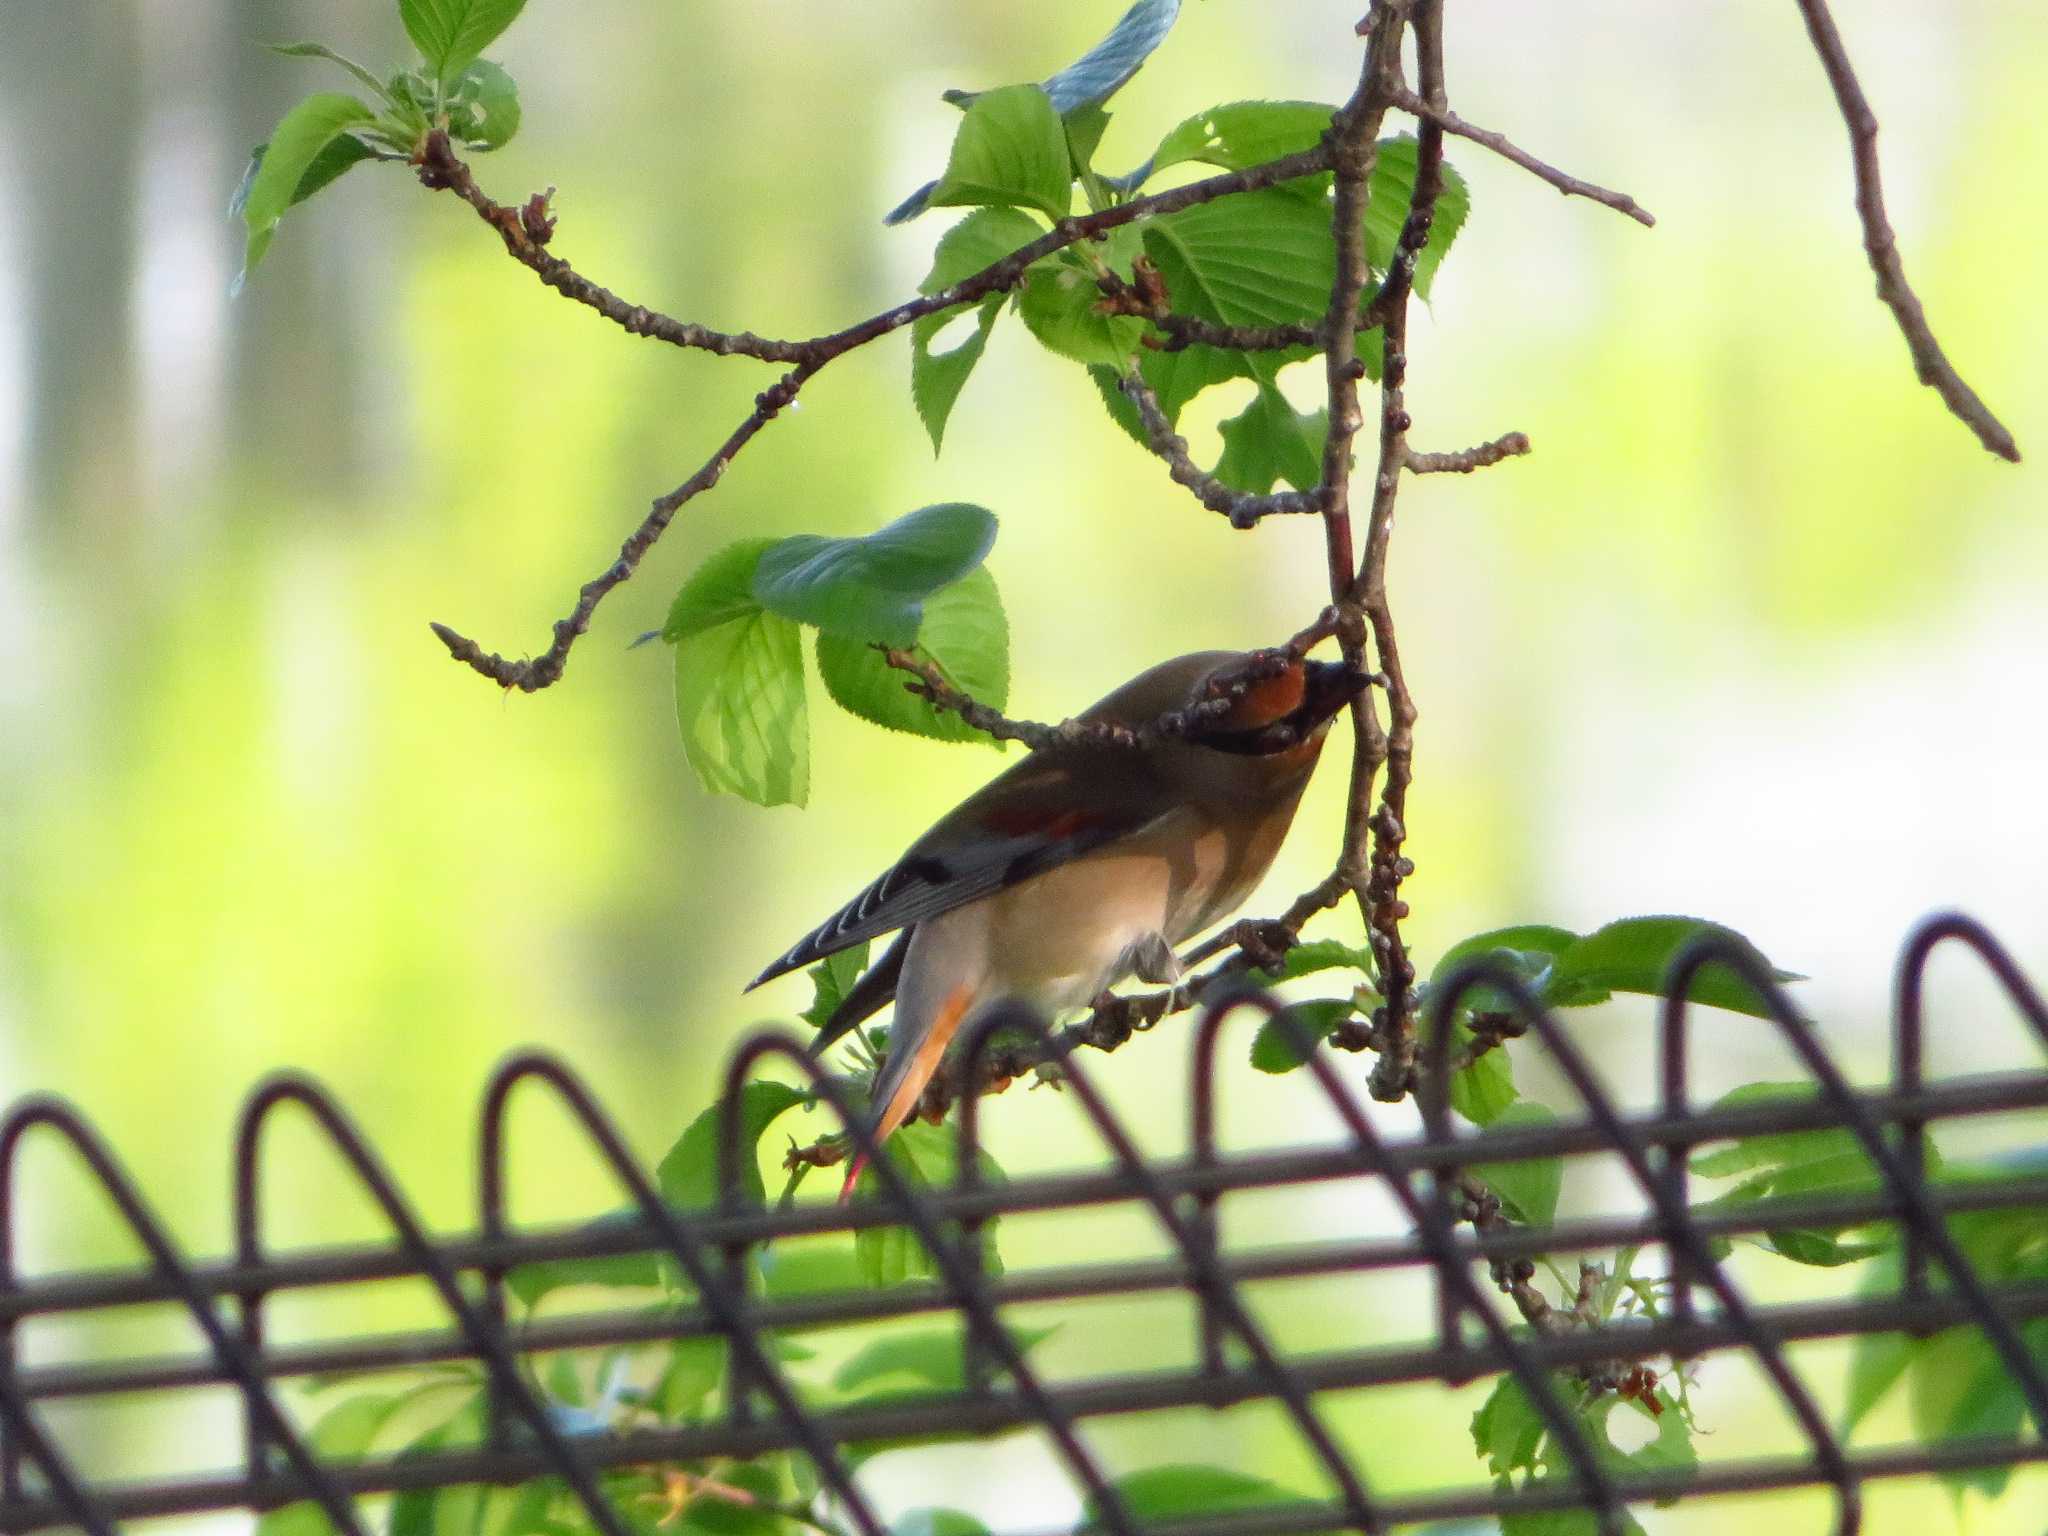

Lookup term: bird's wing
[747,750,1174,989]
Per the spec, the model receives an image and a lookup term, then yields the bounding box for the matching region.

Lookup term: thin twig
[1118,371,1326,527]
[1389,86,1656,228]
[430,365,815,690]
[1405,430,1530,474]
[876,645,1341,753]
[1792,0,2020,462]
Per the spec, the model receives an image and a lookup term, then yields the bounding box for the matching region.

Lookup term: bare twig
[1405,430,1531,474]
[1792,0,2021,462]
[1389,86,1656,228]
[1118,371,1326,527]
[430,365,815,690]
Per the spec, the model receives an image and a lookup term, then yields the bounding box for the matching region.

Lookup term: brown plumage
[747,651,1358,1172]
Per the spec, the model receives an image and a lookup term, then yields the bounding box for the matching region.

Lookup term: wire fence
[1,912,2044,1535]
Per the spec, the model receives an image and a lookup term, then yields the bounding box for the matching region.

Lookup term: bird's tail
[837,982,976,1205]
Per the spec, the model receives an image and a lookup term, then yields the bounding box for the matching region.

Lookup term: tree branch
[1118,370,1326,527]
[1405,430,1530,474]
[1791,0,2021,463]
[1388,86,1656,228]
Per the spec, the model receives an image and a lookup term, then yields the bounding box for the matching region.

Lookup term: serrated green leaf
[753,504,997,648]
[1429,923,1583,1013]
[400,0,528,84]
[265,41,391,100]
[816,567,1009,746]
[1249,998,1355,1074]
[1018,253,1148,366]
[665,542,809,808]
[910,208,1041,450]
[1549,915,1800,1019]
[1040,0,1181,115]
[801,944,872,1032]
[1471,1375,1547,1480]
[1064,104,1113,176]
[1213,382,1327,494]
[1145,99,1334,181]
[238,93,377,287]
[1364,134,1471,300]
[1473,1102,1564,1226]
[833,1323,1054,1398]
[232,132,380,226]
[447,57,519,150]
[1245,937,1376,987]
[928,84,1072,224]
[656,1082,811,1214]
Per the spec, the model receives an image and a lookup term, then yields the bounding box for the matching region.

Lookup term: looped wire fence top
[0,911,2043,1536]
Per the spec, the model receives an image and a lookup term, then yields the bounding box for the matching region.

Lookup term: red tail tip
[838,1153,868,1206]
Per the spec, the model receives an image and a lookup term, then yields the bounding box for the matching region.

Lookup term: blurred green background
[1,1,2044,1531]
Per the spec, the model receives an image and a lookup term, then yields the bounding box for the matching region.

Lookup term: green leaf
[759,1240,866,1301]
[816,566,1010,745]
[753,504,998,648]
[265,41,391,101]
[854,1123,1005,1286]
[656,1082,811,1213]
[389,1395,491,1536]
[1249,998,1355,1074]
[1473,1103,1564,1226]
[833,1323,1054,1398]
[1364,135,1471,300]
[258,1394,407,1536]
[1689,1083,1926,1266]
[1137,187,1335,423]
[1842,1328,1915,1437]
[892,1513,989,1536]
[928,85,1072,224]
[399,0,528,84]
[665,541,810,808]
[653,1334,727,1423]
[238,93,377,285]
[507,1213,665,1307]
[1039,0,1182,115]
[1063,104,1113,177]
[1213,382,1327,494]
[910,208,1041,451]
[1089,1467,1320,1530]
[1428,924,1582,1013]
[1450,1030,1518,1125]
[1547,916,1800,1019]
[1145,99,1333,181]
[446,58,520,150]
[1910,1326,2029,1501]
[800,944,872,1032]
[1245,937,1376,987]
[1471,1375,1547,1480]
[1018,253,1148,367]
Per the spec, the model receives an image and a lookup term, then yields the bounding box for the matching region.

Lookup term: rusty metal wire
[0,911,2043,1535]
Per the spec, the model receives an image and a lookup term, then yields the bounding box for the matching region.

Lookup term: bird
[746,650,1362,1189]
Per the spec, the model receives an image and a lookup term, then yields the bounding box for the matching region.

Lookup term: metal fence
[1,912,2045,1536]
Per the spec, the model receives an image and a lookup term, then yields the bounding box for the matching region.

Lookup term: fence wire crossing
[0,912,2044,1535]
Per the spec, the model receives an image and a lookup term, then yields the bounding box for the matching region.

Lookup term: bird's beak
[1297,659,1372,732]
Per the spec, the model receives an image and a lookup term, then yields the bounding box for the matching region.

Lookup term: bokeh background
[1,1,2043,1531]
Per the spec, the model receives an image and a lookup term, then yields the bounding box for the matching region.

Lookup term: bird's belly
[980,852,1177,1008]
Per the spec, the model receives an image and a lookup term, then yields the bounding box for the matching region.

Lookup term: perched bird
[747,650,1360,1181]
